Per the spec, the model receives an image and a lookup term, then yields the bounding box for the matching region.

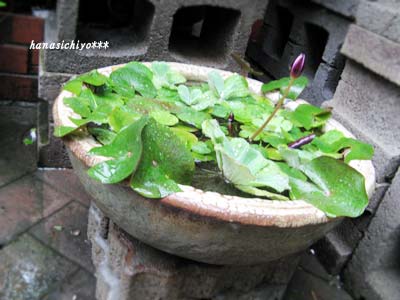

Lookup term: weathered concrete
[247,0,350,105]
[87,201,299,300]
[43,0,266,74]
[341,25,400,87]
[356,0,400,44]
[310,0,360,19]
[0,234,78,300]
[344,168,400,300]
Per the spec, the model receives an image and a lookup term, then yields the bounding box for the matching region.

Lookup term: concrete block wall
[38,0,267,167]
[87,201,299,300]
[246,0,351,106]
[310,1,400,298]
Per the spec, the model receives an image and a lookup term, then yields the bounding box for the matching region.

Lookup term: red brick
[0,44,28,73]
[31,48,39,65]
[0,73,38,100]
[0,13,44,44]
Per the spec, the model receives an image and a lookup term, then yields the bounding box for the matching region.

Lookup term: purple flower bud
[290,53,305,79]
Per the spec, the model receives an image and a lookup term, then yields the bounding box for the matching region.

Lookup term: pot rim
[53,61,376,228]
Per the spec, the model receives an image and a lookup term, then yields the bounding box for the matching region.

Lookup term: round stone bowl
[53,62,375,265]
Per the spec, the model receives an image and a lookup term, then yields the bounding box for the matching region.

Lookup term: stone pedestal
[87,202,299,300]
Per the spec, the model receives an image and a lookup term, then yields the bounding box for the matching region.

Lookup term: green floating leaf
[312,130,374,163]
[150,110,179,126]
[63,70,109,95]
[110,62,157,98]
[170,127,198,149]
[177,108,212,128]
[289,156,369,218]
[290,104,331,130]
[202,119,289,194]
[54,126,78,137]
[235,185,289,201]
[151,62,186,89]
[261,76,308,100]
[108,107,141,132]
[207,72,250,100]
[131,119,195,198]
[222,74,249,100]
[64,96,91,117]
[88,127,116,145]
[88,117,149,183]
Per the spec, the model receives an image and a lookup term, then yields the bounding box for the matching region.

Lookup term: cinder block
[38,123,72,168]
[341,25,400,86]
[246,0,350,105]
[0,44,29,74]
[323,60,400,183]
[87,203,299,300]
[38,69,73,103]
[344,168,400,300]
[310,0,360,19]
[356,0,400,44]
[42,0,265,74]
[313,219,362,275]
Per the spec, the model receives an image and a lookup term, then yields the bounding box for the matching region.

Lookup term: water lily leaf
[87,117,149,183]
[312,130,374,163]
[235,185,289,201]
[89,116,149,158]
[54,126,78,137]
[63,79,83,95]
[64,97,91,117]
[208,72,249,100]
[88,127,116,145]
[207,71,225,97]
[291,104,331,130]
[108,107,141,132]
[150,111,179,126]
[151,62,186,89]
[289,156,369,218]
[170,127,198,149]
[202,119,289,193]
[131,119,195,198]
[63,70,109,95]
[110,62,157,98]
[261,76,308,100]
[177,108,212,128]
[78,70,109,86]
[88,155,138,184]
[222,74,249,100]
[191,141,212,154]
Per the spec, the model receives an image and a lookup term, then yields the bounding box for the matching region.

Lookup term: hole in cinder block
[76,0,154,54]
[303,23,328,79]
[262,4,293,60]
[168,5,241,65]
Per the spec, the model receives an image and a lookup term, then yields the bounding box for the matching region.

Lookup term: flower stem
[250,77,295,142]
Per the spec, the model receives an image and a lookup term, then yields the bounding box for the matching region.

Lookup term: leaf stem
[250,77,295,142]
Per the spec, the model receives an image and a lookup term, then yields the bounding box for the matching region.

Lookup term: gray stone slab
[0,234,78,300]
[341,25,400,87]
[30,201,94,273]
[356,0,400,44]
[344,168,400,300]
[0,101,38,187]
[43,269,96,300]
[283,269,352,300]
[323,60,400,182]
[0,175,73,245]
[311,0,360,19]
